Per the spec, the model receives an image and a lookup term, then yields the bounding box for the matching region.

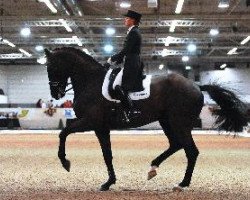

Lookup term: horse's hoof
[99,178,116,191]
[62,159,71,172]
[172,185,184,192]
[100,185,109,191]
[147,169,157,180]
[100,183,111,191]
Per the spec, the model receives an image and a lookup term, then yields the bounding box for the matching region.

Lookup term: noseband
[49,81,73,95]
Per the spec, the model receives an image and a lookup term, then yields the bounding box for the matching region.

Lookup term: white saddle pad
[102,68,152,103]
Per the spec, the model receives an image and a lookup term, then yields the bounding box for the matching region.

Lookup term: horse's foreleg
[58,127,73,171]
[58,118,90,172]
[95,129,116,191]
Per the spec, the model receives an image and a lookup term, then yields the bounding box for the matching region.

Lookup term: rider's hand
[115,57,123,65]
[103,63,111,69]
[111,55,123,65]
[107,57,113,64]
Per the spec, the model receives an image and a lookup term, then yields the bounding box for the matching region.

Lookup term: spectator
[0,88,4,95]
[68,100,73,108]
[63,100,73,108]
[36,99,42,108]
[36,99,47,108]
[47,99,54,108]
[41,101,47,108]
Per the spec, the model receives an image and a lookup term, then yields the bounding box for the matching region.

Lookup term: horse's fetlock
[151,160,160,167]
[179,181,190,188]
[109,176,116,184]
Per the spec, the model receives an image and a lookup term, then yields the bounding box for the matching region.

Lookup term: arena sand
[0,132,249,200]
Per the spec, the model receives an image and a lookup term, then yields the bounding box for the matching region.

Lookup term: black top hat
[124,10,142,22]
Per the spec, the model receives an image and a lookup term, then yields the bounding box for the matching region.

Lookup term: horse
[45,47,248,191]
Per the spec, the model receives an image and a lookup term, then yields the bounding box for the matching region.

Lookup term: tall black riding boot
[115,85,133,122]
[115,85,133,109]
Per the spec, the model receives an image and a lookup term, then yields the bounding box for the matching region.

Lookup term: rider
[108,10,143,122]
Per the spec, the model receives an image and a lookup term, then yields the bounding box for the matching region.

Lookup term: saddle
[108,68,122,99]
[102,67,152,103]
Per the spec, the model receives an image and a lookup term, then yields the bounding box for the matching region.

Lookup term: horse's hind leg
[149,119,199,190]
[148,120,182,179]
[178,135,199,188]
[169,124,199,190]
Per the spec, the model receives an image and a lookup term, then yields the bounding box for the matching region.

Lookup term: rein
[65,82,73,92]
[65,86,73,92]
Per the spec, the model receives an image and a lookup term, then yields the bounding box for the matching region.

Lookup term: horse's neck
[70,65,106,99]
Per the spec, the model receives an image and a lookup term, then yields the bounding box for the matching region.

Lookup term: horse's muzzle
[49,81,66,99]
[53,89,65,100]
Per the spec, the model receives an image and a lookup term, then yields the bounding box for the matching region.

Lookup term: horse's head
[45,47,104,100]
[45,49,69,100]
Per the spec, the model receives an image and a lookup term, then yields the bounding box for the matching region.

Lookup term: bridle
[49,81,73,95]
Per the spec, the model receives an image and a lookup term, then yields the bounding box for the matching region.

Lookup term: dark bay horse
[45,47,248,191]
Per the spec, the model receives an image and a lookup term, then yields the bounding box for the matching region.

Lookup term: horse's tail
[199,84,248,132]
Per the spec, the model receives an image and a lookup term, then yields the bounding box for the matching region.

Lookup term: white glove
[107,57,113,64]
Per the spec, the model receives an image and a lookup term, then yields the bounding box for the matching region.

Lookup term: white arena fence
[0,106,249,137]
[0,129,250,138]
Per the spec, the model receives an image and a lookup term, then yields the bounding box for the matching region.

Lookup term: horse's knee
[59,128,69,139]
[59,132,63,139]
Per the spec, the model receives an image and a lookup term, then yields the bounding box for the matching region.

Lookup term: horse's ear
[44,49,51,58]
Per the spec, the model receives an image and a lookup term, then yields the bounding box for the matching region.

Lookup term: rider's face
[124,17,135,27]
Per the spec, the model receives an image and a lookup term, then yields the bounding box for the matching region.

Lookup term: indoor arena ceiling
[0,0,250,73]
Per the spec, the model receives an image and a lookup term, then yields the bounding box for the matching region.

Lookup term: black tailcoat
[111,26,143,91]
